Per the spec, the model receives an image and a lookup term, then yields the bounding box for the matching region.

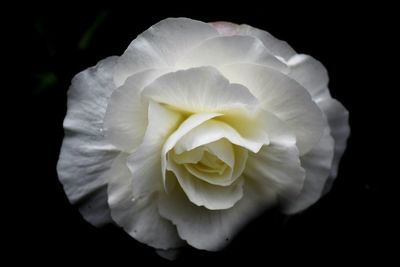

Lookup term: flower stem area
[16,2,393,265]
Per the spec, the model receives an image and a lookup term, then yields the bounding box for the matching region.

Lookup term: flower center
[168,138,248,187]
[185,150,228,175]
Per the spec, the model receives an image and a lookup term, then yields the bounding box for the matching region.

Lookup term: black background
[16,1,394,265]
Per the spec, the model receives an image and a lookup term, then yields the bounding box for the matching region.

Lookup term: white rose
[57,18,350,254]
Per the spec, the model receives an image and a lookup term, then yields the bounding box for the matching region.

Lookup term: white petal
[218,108,270,146]
[178,35,287,72]
[57,57,119,226]
[104,69,165,152]
[283,128,335,214]
[237,25,297,61]
[172,147,205,164]
[155,248,181,260]
[231,145,249,181]
[210,22,296,60]
[244,141,305,205]
[172,138,235,168]
[258,109,297,147]
[126,101,183,198]
[204,138,235,168]
[209,21,241,35]
[318,98,350,189]
[142,66,259,113]
[114,18,219,86]
[287,54,331,101]
[174,119,264,154]
[167,160,244,210]
[158,180,277,251]
[107,154,185,249]
[220,63,326,155]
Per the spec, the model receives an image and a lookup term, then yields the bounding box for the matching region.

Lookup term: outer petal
[107,154,185,249]
[220,63,326,155]
[142,66,259,113]
[107,102,184,249]
[104,69,165,152]
[318,98,350,190]
[283,128,335,214]
[158,179,277,251]
[258,109,297,147]
[155,248,181,261]
[243,108,304,204]
[244,142,305,205]
[114,18,219,86]
[57,57,119,226]
[126,101,183,198]
[210,21,296,60]
[287,54,331,102]
[178,35,287,72]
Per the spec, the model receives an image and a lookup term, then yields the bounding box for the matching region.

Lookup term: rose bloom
[57,18,349,255]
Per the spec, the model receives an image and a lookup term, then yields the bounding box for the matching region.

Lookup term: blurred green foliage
[78,10,109,50]
[33,72,58,95]
[30,7,110,96]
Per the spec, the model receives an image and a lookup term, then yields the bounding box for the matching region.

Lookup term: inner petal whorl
[169,138,247,187]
